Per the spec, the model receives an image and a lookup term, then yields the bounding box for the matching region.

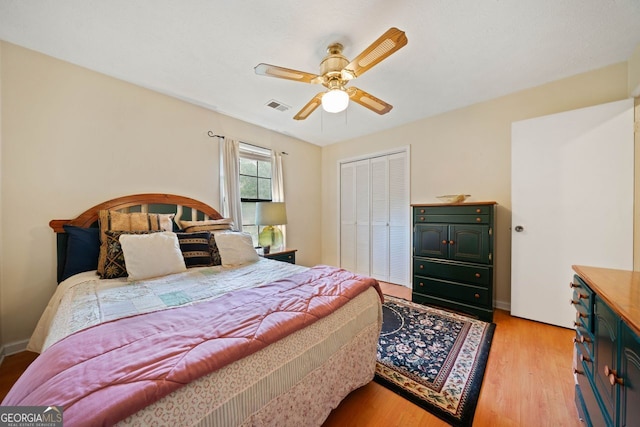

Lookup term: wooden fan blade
[342,28,408,80]
[348,87,393,115]
[293,93,324,120]
[254,63,321,84]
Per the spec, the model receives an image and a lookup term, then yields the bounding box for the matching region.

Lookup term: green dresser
[572,266,640,427]
[412,203,496,322]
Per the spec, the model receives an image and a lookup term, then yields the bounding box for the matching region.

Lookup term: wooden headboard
[50,193,223,282]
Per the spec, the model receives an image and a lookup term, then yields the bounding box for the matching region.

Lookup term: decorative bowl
[436,194,470,204]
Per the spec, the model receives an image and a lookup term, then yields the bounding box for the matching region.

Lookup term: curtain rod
[207,131,288,155]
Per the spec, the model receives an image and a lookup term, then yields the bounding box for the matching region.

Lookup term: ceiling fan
[254,27,408,120]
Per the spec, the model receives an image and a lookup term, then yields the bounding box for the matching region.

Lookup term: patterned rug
[375,296,495,427]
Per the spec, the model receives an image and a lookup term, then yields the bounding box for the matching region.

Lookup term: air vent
[266,99,290,112]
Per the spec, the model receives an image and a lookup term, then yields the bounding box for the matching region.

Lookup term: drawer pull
[576,312,588,319]
[573,321,581,328]
[579,335,591,344]
[419,282,424,287]
[449,240,455,245]
[476,209,481,213]
[573,368,584,375]
[474,293,480,299]
[419,265,424,269]
[604,366,624,386]
[419,216,425,221]
[442,240,447,245]
[570,281,580,289]
[476,217,481,222]
[419,209,425,214]
[579,354,591,363]
[573,335,591,344]
[475,273,481,278]
[570,299,579,305]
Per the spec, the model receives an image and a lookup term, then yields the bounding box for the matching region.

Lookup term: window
[239,143,272,244]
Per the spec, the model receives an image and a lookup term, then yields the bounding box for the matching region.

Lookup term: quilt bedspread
[29,258,306,353]
[3,265,382,427]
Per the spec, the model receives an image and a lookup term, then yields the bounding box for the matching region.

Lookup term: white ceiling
[1,1,640,146]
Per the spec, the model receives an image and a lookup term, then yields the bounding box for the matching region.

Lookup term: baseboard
[494,299,510,312]
[3,339,29,356]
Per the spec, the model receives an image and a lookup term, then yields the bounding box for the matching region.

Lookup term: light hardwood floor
[324,283,582,427]
[0,282,582,427]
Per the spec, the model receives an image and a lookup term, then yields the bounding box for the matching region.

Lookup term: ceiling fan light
[321,89,349,113]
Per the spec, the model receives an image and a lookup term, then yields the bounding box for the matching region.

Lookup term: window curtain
[219,137,243,232]
[271,152,286,246]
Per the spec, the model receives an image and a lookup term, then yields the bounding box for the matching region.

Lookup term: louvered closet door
[354,160,371,276]
[340,162,356,272]
[370,157,390,281]
[387,152,409,285]
[340,150,409,287]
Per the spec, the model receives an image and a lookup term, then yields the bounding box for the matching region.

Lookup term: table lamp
[255,202,287,252]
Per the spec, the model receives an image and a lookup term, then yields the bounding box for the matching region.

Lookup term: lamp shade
[255,202,287,226]
[321,89,349,113]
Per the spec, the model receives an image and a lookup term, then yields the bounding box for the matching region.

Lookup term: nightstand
[263,249,297,264]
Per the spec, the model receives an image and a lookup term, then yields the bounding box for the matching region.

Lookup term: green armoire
[412,202,496,322]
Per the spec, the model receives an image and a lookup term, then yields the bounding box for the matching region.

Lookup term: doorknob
[515,225,524,232]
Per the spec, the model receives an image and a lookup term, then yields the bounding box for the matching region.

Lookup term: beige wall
[0,42,322,347]
[321,62,630,309]
[629,44,640,97]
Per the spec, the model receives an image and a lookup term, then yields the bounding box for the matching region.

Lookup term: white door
[388,152,410,286]
[511,98,634,328]
[340,150,410,286]
[354,160,371,276]
[370,156,390,281]
[340,162,356,272]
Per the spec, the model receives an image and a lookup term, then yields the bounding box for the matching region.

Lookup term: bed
[3,194,383,426]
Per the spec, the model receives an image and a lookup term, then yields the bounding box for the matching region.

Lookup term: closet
[340,149,409,286]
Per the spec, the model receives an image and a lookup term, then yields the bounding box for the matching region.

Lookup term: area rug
[375,296,495,427]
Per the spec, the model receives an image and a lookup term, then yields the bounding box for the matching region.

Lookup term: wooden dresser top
[572,265,640,336]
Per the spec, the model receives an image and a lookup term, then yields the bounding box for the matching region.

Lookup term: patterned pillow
[209,233,222,266]
[178,218,234,233]
[176,232,214,268]
[102,230,158,279]
[97,210,174,275]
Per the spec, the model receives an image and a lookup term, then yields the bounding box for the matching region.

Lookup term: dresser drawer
[575,332,594,376]
[414,258,490,286]
[414,205,492,216]
[264,250,296,264]
[575,325,595,364]
[414,214,490,224]
[571,275,594,331]
[413,276,490,306]
[575,358,608,427]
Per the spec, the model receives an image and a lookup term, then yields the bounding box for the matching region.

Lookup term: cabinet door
[449,225,490,264]
[414,224,448,259]
[594,297,618,426]
[620,324,640,427]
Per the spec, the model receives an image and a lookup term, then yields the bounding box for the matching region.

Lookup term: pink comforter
[3,265,382,426]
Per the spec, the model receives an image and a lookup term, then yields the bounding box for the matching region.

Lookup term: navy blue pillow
[176,232,215,268]
[61,225,100,281]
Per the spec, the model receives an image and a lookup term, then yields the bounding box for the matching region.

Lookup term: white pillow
[214,232,260,266]
[119,232,187,281]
